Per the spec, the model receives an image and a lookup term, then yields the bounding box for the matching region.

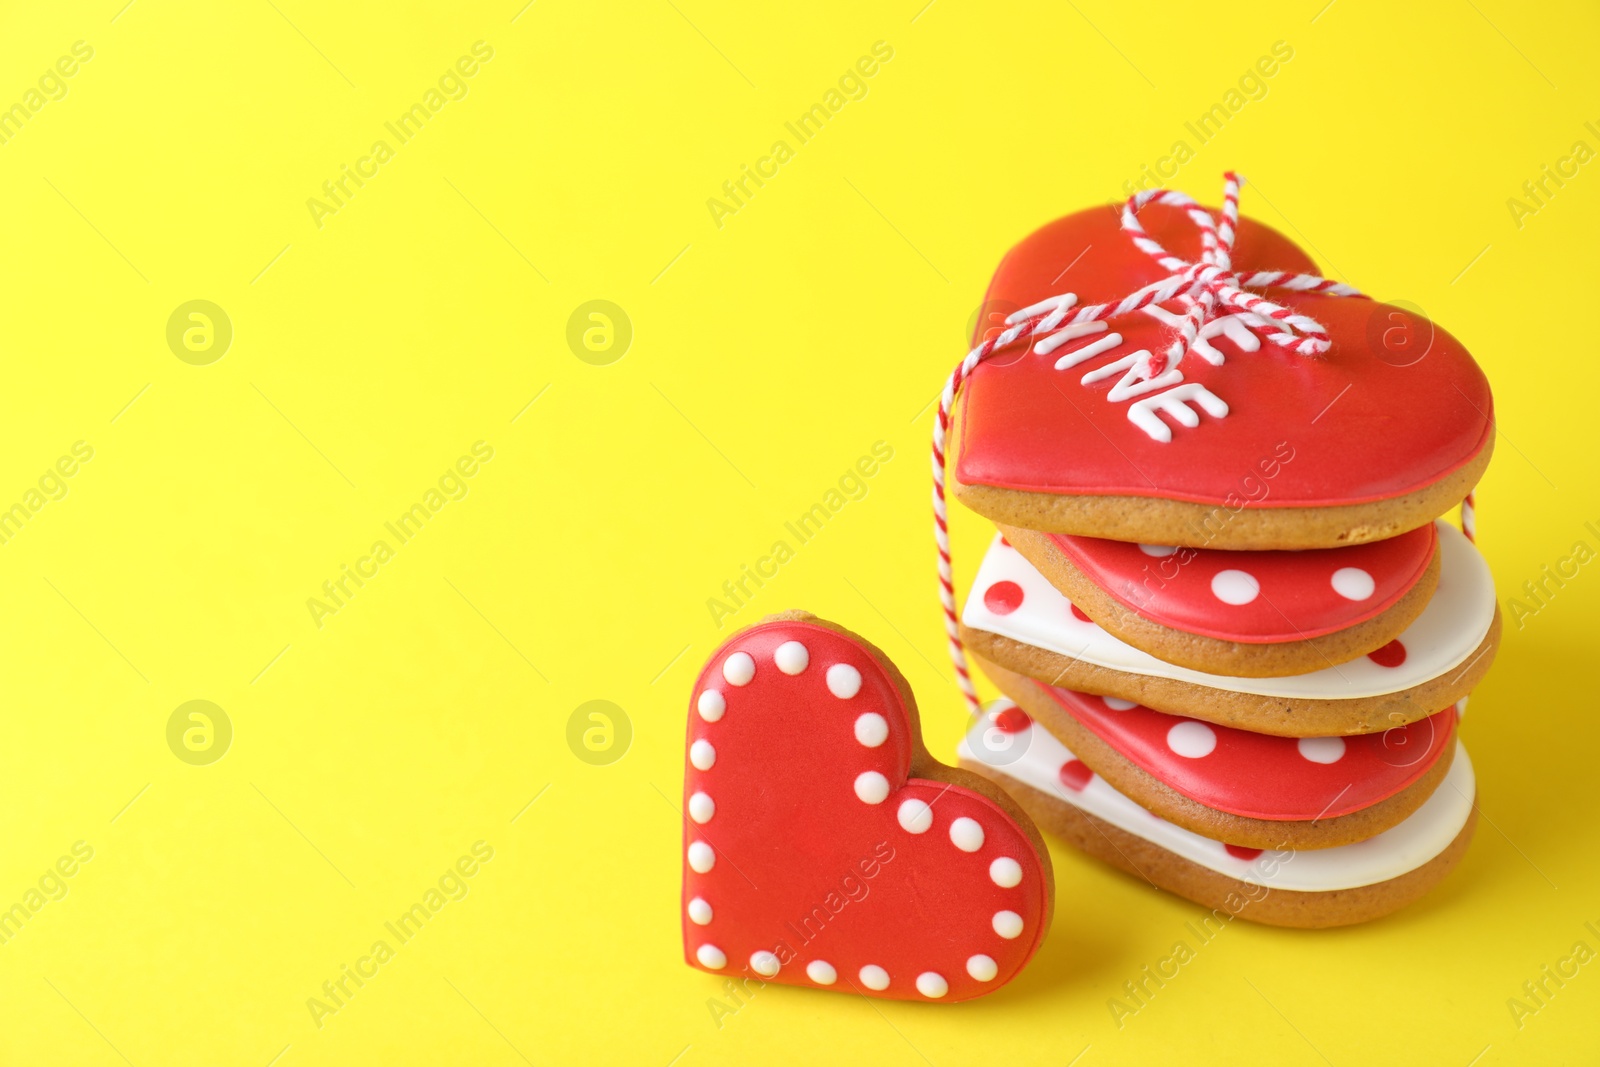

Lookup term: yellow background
[0,0,1595,1063]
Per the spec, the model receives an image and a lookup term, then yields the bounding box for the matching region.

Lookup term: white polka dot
[1103,696,1137,711]
[696,944,727,969]
[696,689,726,722]
[1166,720,1217,758]
[897,798,933,834]
[774,640,809,675]
[687,841,715,873]
[916,972,949,998]
[1298,736,1347,764]
[989,857,1023,888]
[688,792,715,824]
[967,954,998,981]
[1331,567,1376,601]
[826,663,862,699]
[687,897,712,925]
[722,652,755,686]
[854,713,889,748]
[750,951,780,977]
[949,817,985,852]
[859,965,890,991]
[1211,569,1260,605]
[689,739,716,771]
[806,960,837,985]
[854,771,890,805]
[1139,544,1178,557]
[993,910,1024,939]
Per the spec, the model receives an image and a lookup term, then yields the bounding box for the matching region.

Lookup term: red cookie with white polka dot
[995,520,1440,677]
[682,612,1054,1002]
[975,656,1460,850]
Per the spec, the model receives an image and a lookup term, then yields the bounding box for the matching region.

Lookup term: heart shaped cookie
[682,612,1053,1001]
[996,521,1440,676]
[950,193,1494,549]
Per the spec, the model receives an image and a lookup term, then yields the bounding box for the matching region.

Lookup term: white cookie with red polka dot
[961,521,1499,737]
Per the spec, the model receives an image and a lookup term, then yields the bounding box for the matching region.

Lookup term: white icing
[854,771,890,805]
[807,960,837,985]
[989,856,1022,888]
[696,944,726,969]
[1297,736,1346,765]
[1126,382,1229,443]
[859,965,890,990]
[697,689,726,722]
[1331,566,1376,601]
[689,740,716,771]
[949,816,985,852]
[826,663,862,699]
[687,841,715,874]
[958,721,1476,892]
[962,522,1493,700]
[854,712,889,748]
[992,910,1024,939]
[916,972,949,998]
[1210,568,1260,605]
[688,791,715,824]
[774,640,809,675]
[1166,720,1216,758]
[688,897,712,925]
[967,954,998,981]
[722,652,755,686]
[750,950,781,977]
[897,798,934,834]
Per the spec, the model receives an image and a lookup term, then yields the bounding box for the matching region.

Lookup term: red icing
[983,580,1025,616]
[1368,640,1408,667]
[993,706,1033,733]
[684,621,1049,1001]
[954,203,1494,507]
[1038,685,1455,822]
[1058,760,1093,791]
[1048,524,1436,643]
[1068,603,1092,623]
[1224,844,1264,861]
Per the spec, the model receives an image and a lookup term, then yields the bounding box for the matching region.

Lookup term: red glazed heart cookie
[682,612,1054,1001]
[996,521,1440,676]
[975,659,1458,850]
[946,179,1493,550]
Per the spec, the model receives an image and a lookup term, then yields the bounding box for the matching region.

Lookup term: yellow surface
[0,0,1594,1063]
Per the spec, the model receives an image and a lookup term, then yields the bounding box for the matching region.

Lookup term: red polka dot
[1058,759,1093,791]
[1224,844,1263,861]
[1367,640,1407,668]
[993,707,1032,733]
[983,581,1025,615]
[998,535,1011,548]
[1069,603,1091,623]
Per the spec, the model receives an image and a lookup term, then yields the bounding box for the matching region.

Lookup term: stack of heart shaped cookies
[949,187,1499,928]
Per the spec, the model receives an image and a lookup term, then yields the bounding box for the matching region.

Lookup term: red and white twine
[932,172,1477,716]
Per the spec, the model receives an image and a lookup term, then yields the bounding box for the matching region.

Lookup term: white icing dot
[949,817,985,852]
[897,798,934,834]
[750,950,781,977]
[688,791,715,824]
[1331,566,1376,601]
[696,689,726,722]
[689,739,716,771]
[1103,696,1137,711]
[993,910,1024,939]
[687,841,715,873]
[854,771,890,805]
[826,663,862,699]
[696,944,727,969]
[854,713,889,748]
[1139,544,1178,557]
[1298,736,1347,764]
[967,954,998,981]
[990,857,1023,888]
[687,897,712,925]
[916,972,949,998]
[722,652,755,686]
[1211,569,1260,605]
[1167,720,1217,758]
[774,640,809,675]
[806,960,837,985]
[859,965,890,991]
